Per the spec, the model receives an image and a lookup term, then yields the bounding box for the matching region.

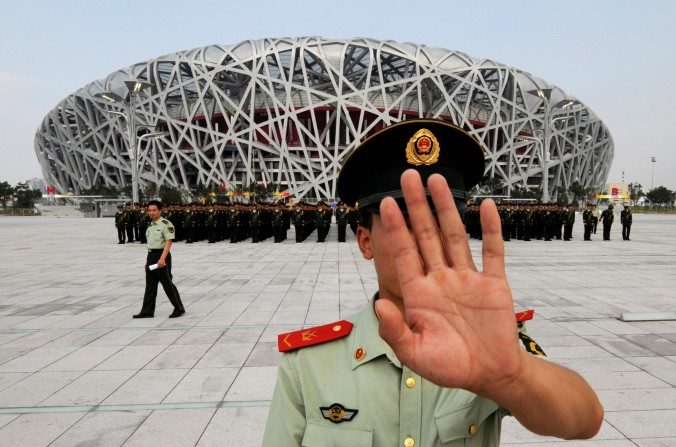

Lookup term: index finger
[379,196,425,289]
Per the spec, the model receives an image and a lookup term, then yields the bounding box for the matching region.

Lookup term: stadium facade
[34,37,613,202]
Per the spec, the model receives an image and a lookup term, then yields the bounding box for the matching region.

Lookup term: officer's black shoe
[169,309,185,318]
[133,313,154,319]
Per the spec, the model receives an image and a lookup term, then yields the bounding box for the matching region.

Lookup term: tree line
[0,181,43,208]
[476,179,676,206]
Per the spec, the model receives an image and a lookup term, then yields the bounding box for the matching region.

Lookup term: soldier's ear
[356,226,373,260]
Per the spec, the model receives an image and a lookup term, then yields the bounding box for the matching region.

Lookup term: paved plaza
[0,214,674,446]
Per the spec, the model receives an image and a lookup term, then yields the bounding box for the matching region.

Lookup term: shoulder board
[162,219,169,224]
[515,309,535,323]
[278,320,353,352]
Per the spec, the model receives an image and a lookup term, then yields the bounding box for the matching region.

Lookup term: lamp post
[95,80,154,204]
[526,89,582,203]
[651,156,656,189]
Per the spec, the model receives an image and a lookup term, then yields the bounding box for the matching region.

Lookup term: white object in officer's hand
[149,263,159,271]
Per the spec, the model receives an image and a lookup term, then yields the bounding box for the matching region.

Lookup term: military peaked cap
[337,119,485,213]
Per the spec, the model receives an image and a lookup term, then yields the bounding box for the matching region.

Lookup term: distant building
[35,37,614,202]
[25,177,46,192]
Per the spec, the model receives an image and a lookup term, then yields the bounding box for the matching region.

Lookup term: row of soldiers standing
[465,203,577,242]
[115,201,360,244]
[115,202,151,244]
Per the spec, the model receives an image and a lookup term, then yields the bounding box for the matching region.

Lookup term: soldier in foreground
[263,120,602,446]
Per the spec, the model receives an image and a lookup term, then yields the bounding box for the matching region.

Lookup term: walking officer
[133,200,185,319]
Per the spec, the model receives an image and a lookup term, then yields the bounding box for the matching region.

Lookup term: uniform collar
[351,295,402,370]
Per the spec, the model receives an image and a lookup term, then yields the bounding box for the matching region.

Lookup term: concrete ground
[0,214,674,446]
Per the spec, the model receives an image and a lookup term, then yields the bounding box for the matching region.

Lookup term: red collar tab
[278,320,353,352]
[515,309,535,323]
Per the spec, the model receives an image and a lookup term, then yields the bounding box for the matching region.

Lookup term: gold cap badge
[406,128,440,166]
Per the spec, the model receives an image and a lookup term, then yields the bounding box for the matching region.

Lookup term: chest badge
[320,403,358,423]
[406,128,440,166]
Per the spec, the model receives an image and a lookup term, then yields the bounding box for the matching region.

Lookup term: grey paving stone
[43,345,123,372]
[604,409,676,438]
[39,369,137,406]
[49,410,151,447]
[0,413,19,429]
[0,371,82,407]
[143,344,212,370]
[102,369,188,405]
[163,367,238,403]
[596,388,676,411]
[624,356,676,387]
[581,371,672,390]
[93,345,168,371]
[0,412,86,447]
[0,346,78,373]
[122,408,216,447]
[197,406,268,447]
[224,366,277,401]
[194,343,255,368]
[633,439,676,447]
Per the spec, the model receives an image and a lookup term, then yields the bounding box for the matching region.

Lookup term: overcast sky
[1,0,674,189]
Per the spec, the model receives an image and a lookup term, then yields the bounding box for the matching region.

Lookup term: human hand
[157,258,166,268]
[375,169,524,397]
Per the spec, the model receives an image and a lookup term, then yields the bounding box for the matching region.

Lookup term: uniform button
[405,377,416,388]
[469,423,478,435]
[404,437,415,447]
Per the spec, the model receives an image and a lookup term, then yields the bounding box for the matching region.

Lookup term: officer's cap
[337,119,485,213]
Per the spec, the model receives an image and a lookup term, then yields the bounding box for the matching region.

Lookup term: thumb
[375,299,413,360]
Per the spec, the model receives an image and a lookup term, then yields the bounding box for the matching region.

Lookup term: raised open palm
[375,170,525,395]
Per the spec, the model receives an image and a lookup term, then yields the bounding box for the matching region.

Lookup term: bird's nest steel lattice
[35,37,613,201]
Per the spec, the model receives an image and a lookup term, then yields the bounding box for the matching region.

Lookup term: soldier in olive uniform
[621,205,632,240]
[498,204,512,241]
[133,200,185,319]
[582,203,594,241]
[124,202,135,242]
[138,204,149,244]
[601,204,614,241]
[563,204,576,241]
[264,120,602,446]
[315,203,333,242]
[115,204,126,244]
[335,201,349,242]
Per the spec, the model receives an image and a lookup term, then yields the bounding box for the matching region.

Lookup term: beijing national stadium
[34,37,614,202]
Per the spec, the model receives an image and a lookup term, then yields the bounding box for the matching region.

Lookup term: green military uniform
[136,217,185,318]
[621,206,632,240]
[115,205,127,244]
[264,300,505,446]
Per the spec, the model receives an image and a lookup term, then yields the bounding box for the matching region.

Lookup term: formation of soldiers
[115,202,151,244]
[116,199,632,244]
[465,202,577,242]
[115,201,360,244]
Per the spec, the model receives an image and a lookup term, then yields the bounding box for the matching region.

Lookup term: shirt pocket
[435,399,501,446]
[302,420,373,447]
